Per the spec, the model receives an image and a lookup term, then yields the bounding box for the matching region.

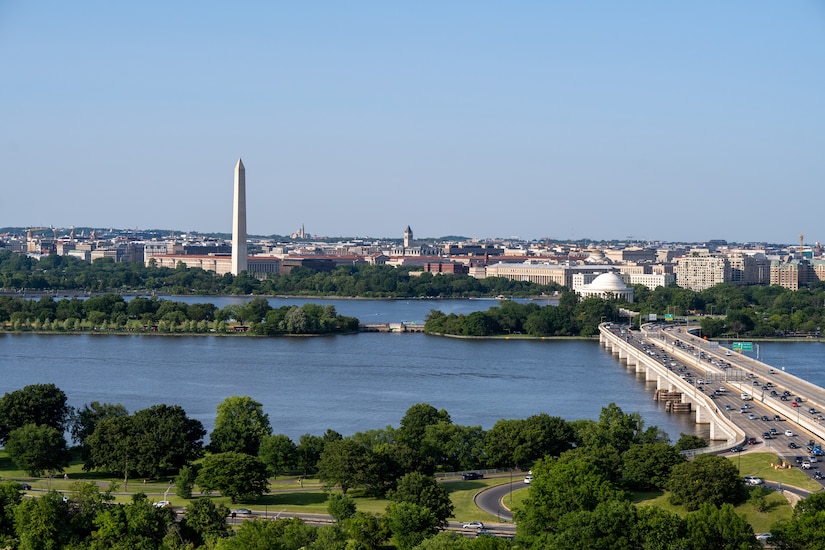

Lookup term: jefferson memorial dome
[577,272,634,302]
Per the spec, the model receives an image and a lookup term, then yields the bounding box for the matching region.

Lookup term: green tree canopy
[668,454,745,511]
[70,401,129,459]
[387,471,455,529]
[621,443,686,491]
[209,396,272,455]
[317,439,370,495]
[5,423,70,477]
[179,497,231,547]
[326,493,356,523]
[683,503,759,550]
[384,501,438,550]
[196,452,269,503]
[0,383,71,445]
[771,491,825,549]
[259,434,298,477]
[85,404,205,478]
[515,456,627,542]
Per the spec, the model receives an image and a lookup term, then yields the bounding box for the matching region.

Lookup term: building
[148,254,280,277]
[770,258,825,290]
[575,272,634,302]
[674,248,770,291]
[482,262,614,287]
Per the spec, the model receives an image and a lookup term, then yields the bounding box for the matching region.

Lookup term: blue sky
[1,2,823,243]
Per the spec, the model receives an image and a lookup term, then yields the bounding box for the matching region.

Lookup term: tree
[421,423,486,472]
[344,511,388,550]
[214,518,280,550]
[548,498,640,550]
[515,456,626,542]
[259,434,297,476]
[91,493,175,549]
[771,491,825,549]
[674,433,708,452]
[621,443,685,490]
[668,454,745,511]
[14,491,72,550]
[397,403,451,449]
[179,497,230,547]
[387,471,454,529]
[85,405,205,479]
[0,383,72,444]
[310,524,348,550]
[632,506,687,550]
[326,493,356,523]
[317,439,370,494]
[384,502,438,550]
[197,452,269,503]
[176,465,196,499]
[484,414,574,469]
[5,423,70,476]
[210,396,272,455]
[0,481,23,542]
[71,401,128,447]
[575,403,661,454]
[71,401,128,460]
[683,503,759,550]
[66,481,115,542]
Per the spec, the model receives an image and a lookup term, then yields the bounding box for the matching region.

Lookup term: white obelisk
[231,158,247,275]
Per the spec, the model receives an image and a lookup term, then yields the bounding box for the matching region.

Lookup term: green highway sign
[732,342,753,351]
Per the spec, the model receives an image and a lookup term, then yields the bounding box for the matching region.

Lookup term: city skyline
[1,2,823,242]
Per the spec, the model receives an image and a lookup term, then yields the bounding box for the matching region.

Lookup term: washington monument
[231,158,247,275]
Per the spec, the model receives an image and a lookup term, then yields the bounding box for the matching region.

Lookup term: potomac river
[2,298,824,443]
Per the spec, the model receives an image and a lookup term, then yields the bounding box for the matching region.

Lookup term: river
[1,298,823,444]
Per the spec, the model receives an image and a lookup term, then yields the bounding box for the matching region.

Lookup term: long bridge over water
[600,323,825,465]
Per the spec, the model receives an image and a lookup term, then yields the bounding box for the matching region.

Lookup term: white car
[755,532,772,541]
[785,430,794,437]
[153,500,171,508]
[743,476,764,485]
[462,521,484,530]
[524,475,532,484]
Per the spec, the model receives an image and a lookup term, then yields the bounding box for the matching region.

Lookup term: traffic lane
[473,481,523,524]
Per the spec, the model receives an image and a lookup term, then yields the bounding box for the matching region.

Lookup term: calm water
[1,298,823,444]
[165,296,558,325]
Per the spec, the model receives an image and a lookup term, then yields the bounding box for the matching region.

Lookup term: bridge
[599,322,825,456]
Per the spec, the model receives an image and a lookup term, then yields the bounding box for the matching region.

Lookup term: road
[610,322,825,488]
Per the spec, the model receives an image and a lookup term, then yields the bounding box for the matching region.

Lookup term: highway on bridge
[609,322,825,488]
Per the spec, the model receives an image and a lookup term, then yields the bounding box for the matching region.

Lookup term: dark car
[730,445,745,452]
[18,483,31,490]
[461,472,484,480]
[761,416,769,421]
[789,442,798,449]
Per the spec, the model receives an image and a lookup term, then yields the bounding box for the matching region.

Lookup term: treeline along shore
[4,249,825,339]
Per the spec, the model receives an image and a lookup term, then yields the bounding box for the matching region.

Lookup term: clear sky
[1,2,823,244]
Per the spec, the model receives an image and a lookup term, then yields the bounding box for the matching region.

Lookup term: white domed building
[576,272,634,302]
